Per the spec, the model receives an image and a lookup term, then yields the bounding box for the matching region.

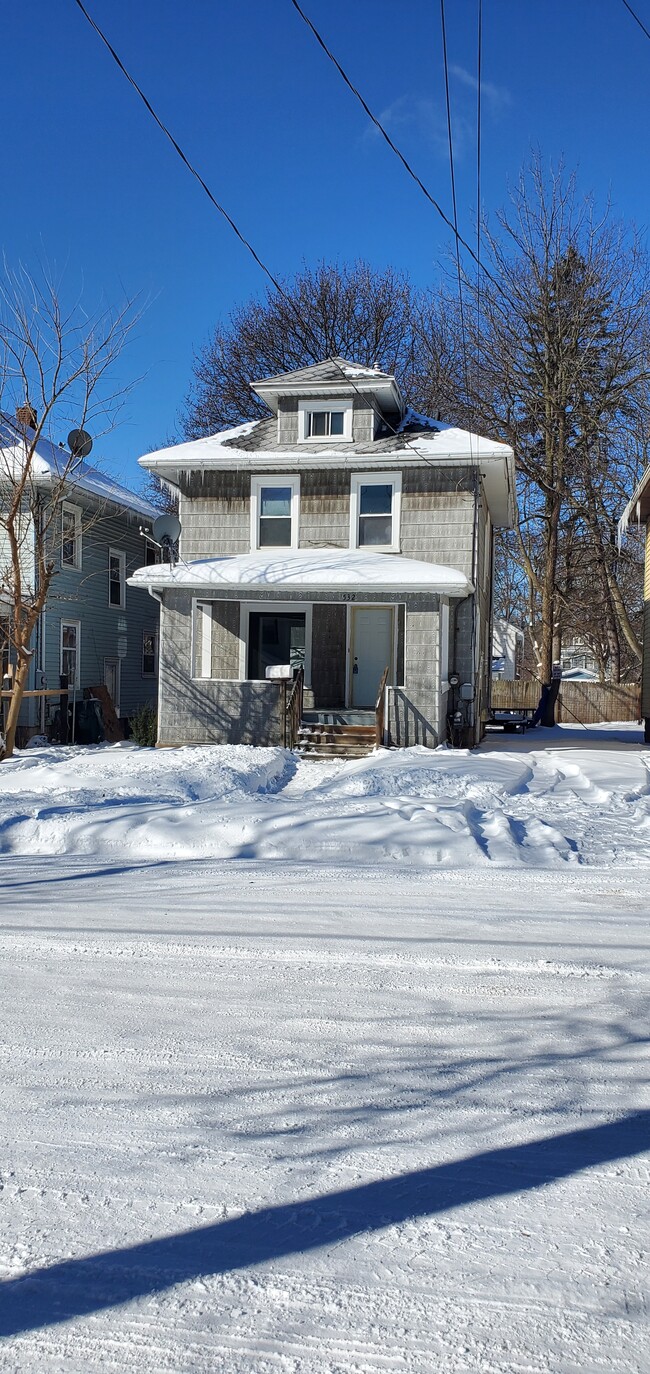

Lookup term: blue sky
[3,0,650,489]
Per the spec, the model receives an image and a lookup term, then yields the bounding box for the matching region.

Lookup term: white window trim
[108,548,126,609]
[250,475,300,552]
[60,618,81,688]
[350,471,402,554]
[239,601,313,687]
[298,398,353,443]
[61,502,82,570]
[195,601,213,680]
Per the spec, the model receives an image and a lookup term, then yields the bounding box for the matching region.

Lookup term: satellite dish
[152,513,181,545]
[68,428,93,459]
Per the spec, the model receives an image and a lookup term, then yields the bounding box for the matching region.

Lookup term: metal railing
[375,665,390,747]
[284,666,304,749]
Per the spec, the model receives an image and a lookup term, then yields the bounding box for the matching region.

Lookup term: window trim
[61,501,82,570]
[349,471,402,553]
[142,629,158,678]
[298,398,353,443]
[60,618,81,688]
[250,475,300,551]
[239,601,313,687]
[108,548,126,609]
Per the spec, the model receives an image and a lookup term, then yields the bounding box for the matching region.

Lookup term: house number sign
[341,593,356,601]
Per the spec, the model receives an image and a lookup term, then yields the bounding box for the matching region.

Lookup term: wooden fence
[490,679,641,725]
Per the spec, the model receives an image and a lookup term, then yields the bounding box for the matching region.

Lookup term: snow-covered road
[1,856,648,1372]
[0,738,649,1370]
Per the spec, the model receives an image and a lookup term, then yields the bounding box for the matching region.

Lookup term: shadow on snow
[1,1110,648,1337]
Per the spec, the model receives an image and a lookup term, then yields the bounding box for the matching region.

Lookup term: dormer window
[308,409,344,438]
[298,398,353,443]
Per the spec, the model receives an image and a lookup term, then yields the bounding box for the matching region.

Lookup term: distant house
[0,413,160,739]
[131,358,515,752]
[491,619,524,680]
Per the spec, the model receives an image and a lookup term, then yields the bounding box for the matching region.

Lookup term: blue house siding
[40,509,158,723]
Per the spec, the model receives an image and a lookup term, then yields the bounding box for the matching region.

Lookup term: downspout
[469,468,480,742]
[148,587,163,747]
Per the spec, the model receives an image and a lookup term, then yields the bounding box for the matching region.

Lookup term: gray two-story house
[1,412,160,739]
[132,359,515,751]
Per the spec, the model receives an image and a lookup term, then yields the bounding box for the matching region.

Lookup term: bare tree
[0,263,140,758]
[418,157,650,682]
[182,260,423,438]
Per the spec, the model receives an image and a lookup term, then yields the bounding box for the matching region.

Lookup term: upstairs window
[108,549,126,608]
[251,476,299,550]
[298,398,352,443]
[60,619,81,687]
[350,472,402,553]
[61,502,82,569]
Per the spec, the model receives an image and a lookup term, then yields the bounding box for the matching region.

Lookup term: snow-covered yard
[0,733,648,1371]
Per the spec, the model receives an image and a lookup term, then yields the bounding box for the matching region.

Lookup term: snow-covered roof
[0,415,158,521]
[128,549,472,596]
[619,463,650,538]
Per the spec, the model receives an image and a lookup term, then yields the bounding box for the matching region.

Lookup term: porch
[132,549,473,751]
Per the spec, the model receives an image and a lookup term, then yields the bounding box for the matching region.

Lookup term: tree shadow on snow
[0,1111,648,1337]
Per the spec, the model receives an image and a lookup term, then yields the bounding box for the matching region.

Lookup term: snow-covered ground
[0,723,649,868]
[0,733,649,1371]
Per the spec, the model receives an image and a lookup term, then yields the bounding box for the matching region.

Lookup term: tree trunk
[3,653,31,758]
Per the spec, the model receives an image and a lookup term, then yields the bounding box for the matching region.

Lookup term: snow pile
[0,732,649,867]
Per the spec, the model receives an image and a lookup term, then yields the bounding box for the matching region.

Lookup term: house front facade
[0,413,160,739]
[132,359,515,750]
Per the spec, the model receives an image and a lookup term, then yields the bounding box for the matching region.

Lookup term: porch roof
[129,549,472,597]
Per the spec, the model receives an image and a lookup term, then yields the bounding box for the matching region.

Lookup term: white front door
[104,658,120,715]
[350,607,393,708]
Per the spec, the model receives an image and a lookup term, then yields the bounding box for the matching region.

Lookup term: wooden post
[59,674,69,745]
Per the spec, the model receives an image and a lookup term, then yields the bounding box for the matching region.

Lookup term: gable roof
[251,357,395,388]
[0,414,157,520]
[619,463,650,535]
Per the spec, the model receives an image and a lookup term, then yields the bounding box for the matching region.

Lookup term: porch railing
[284,666,304,749]
[375,665,390,747]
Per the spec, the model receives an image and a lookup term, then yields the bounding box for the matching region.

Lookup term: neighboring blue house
[0,413,160,740]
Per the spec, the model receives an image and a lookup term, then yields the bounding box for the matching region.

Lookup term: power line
[620,0,650,41]
[70,0,412,443]
[71,0,324,367]
[69,0,472,458]
[288,0,500,292]
[439,0,470,402]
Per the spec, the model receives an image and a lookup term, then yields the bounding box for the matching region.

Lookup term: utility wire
[70,0,413,444]
[288,0,501,293]
[440,0,470,403]
[70,0,473,460]
[71,0,324,367]
[620,0,650,41]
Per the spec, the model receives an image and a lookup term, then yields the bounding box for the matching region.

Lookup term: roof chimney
[16,403,37,430]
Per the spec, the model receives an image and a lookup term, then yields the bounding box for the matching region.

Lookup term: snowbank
[1,734,649,868]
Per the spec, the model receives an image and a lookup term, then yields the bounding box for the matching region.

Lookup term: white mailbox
[265,664,293,681]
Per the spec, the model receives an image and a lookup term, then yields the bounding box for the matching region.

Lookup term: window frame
[349,471,402,553]
[108,548,126,609]
[142,629,158,678]
[61,502,82,570]
[60,618,81,688]
[298,398,353,443]
[250,475,300,551]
